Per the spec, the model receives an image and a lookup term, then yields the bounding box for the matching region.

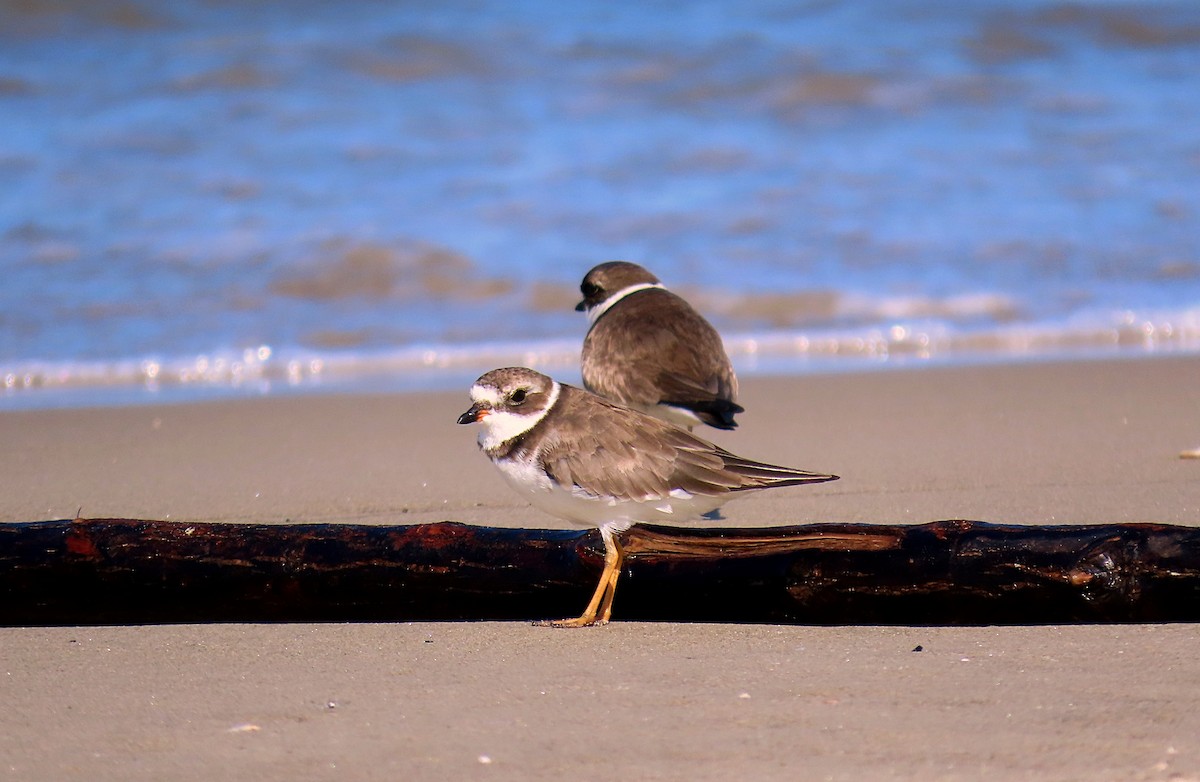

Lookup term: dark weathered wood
[1,518,1198,626]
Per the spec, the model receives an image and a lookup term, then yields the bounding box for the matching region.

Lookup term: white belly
[492,454,726,533]
[636,402,703,430]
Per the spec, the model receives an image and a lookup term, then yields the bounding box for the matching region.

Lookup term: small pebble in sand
[1179,448,1200,459]
[227,723,260,733]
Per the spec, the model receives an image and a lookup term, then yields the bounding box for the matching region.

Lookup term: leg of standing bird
[594,529,624,624]
[539,527,625,627]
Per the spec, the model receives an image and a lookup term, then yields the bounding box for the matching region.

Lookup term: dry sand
[2,354,1199,780]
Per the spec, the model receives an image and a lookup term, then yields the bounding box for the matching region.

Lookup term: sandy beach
[2,354,1199,780]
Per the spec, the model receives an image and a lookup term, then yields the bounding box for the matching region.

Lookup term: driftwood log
[1,518,1198,626]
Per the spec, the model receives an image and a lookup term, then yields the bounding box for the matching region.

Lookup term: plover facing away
[577,261,743,431]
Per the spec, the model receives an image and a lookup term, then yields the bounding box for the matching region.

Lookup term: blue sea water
[1,1,1198,408]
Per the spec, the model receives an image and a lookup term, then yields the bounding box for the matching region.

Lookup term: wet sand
[2,355,1199,780]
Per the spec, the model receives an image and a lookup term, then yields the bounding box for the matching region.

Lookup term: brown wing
[533,385,834,502]
[581,288,739,410]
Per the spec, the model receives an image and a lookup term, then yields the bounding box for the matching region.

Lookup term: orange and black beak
[456,404,487,425]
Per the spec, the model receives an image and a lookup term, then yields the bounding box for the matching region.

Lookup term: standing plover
[457,367,839,626]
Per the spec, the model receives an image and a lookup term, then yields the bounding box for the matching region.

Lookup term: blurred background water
[1,0,1198,408]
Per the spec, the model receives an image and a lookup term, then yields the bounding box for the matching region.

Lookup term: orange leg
[539,527,624,628]
[594,530,624,624]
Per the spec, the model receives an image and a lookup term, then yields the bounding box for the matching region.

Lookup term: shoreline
[4,322,1198,413]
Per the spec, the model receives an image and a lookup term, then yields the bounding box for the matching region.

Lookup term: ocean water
[2,0,1198,409]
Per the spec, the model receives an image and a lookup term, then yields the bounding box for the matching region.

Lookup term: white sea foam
[4,309,1198,410]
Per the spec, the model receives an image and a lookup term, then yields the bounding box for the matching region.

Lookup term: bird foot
[534,615,609,628]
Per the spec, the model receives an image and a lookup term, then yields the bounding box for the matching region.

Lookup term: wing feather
[536,385,836,503]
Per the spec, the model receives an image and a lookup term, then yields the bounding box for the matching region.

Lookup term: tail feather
[668,398,745,430]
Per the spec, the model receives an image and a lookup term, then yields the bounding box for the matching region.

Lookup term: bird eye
[510,388,527,405]
[581,281,601,298]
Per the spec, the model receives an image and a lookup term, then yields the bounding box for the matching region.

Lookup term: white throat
[477,381,561,452]
[586,282,665,325]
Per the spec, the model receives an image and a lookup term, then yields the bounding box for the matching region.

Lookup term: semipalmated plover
[457,366,839,627]
[577,261,744,430]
